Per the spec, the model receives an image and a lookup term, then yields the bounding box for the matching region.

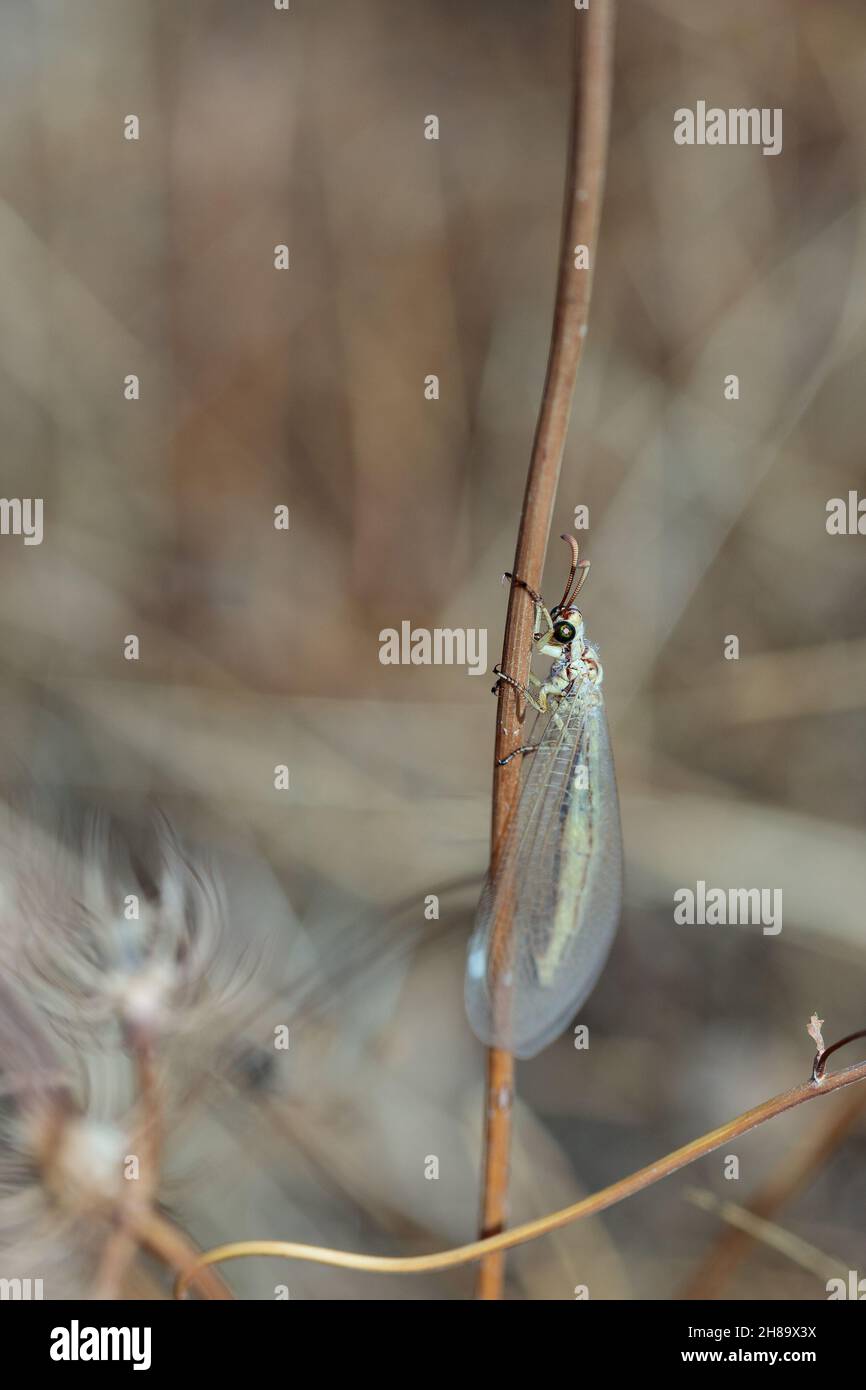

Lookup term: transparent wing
[465,673,622,1059]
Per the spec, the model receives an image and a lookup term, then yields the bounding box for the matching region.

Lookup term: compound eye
[553,620,577,645]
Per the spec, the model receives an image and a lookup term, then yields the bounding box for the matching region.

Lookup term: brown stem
[92,1225,141,1301]
[175,1052,866,1293]
[138,1209,235,1301]
[681,1083,866,1299]
[477,0,616,1299]
[91,1038,165,1298]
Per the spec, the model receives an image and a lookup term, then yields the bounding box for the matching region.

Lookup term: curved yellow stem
[175,1054,866,1297]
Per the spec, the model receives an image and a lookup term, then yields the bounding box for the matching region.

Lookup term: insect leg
[502,571,543,606]
[533,604,556,647]
[544,689,567,731]
[490,665,545,713]
[502,571,556,643]
[496,743,541,766]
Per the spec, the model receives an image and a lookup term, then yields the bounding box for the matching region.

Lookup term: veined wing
[465,668,622,1059]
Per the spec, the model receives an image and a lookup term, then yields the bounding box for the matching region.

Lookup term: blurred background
[0,0,865,1299]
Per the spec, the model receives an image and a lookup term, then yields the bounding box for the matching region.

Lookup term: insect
[465,535,622,1059]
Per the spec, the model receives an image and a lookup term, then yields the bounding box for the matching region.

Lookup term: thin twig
[681,1084,866,1299]
[175,1047,866,1296]
[92,1225,141,1301]
[813,1027,866,1081]
[91,1037,163,1298]
[685,1188,845,1286]
[138,1209,235,1301]
[477,0,615,1299]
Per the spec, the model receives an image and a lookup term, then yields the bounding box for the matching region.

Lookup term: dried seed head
[36,1111,129,1212]
[807,1013,825,1055]
[0,801,283,1290]
[19,810,263,1049]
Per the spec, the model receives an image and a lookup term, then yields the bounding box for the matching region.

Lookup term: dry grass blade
[685,1188,845,1287]
[682,1086,866,1300]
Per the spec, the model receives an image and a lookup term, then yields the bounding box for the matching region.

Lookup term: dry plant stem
[175,1054,866,1296]
[92,1039,164,1298]
[92,1227,140,1302]
[685,1188,845,1285]
[682,1083,866,1299]
[477,0,615,1300]
[138,1210,235,1301]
